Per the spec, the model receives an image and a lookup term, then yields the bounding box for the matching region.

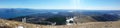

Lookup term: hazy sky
[0,0,120,10]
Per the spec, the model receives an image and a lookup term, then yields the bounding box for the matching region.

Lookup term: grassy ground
[0,19,120,28]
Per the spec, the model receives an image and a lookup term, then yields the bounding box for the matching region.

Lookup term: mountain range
[0,8,120,25]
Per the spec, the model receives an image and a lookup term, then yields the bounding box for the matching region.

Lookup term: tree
[46,15,66,25]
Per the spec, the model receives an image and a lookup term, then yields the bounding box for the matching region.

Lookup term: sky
[0,0,120,10]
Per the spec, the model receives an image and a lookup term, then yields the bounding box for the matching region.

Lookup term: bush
[0,25,12,28]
